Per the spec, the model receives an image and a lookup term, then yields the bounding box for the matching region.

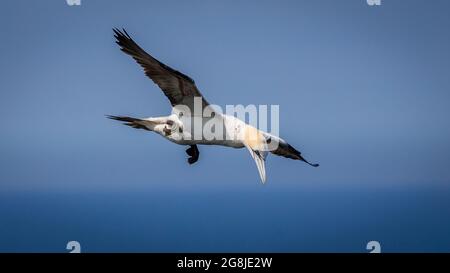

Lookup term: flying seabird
[108,28,319,183]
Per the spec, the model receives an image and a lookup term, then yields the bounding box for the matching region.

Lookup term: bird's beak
[163,126,172,136]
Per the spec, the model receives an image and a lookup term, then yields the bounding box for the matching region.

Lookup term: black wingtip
[106,114,118,120]
[122,28,131,38]
[112,28,120,37]
[106,115,132,122]
[113,28,131,39]
[298,154,319,168]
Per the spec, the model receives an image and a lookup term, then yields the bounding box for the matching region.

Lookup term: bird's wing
[113,28,210,112]
[269,135,319,167]
[245,145,267,184]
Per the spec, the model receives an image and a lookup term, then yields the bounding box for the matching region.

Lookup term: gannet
[108,29,318,183]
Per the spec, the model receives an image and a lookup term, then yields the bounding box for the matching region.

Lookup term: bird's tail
[106,115,151,131]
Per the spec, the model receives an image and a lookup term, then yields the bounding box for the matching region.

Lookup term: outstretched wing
[113,28,210,111]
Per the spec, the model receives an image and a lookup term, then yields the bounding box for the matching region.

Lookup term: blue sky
[1,0,450,252]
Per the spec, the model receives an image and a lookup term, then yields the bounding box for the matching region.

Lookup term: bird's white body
[139,112,271,182]
[154,113,248,148]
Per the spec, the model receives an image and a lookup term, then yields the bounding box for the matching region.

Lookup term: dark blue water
[1,186,449,253]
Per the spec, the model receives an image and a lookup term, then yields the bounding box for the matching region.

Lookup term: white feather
[245,145,267,184]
